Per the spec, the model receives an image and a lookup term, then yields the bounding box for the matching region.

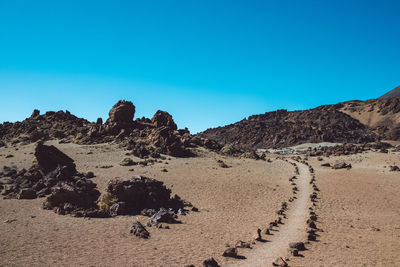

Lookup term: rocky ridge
[0,100,221,158]
[199,105,376,150]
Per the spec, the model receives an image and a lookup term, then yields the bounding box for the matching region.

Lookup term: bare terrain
[1,141,399,266]
[0,141,293,267]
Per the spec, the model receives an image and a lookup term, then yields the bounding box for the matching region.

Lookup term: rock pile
[99,175,192,218]
[0,143,102,217]
[0,100,222,158]
[0,110,89,144]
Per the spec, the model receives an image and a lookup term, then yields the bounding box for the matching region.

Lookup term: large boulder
[35,143,76,174]
[148,126,190,157]
[151,110,177,130]
[106,100,135,124]
[105,176,174,214]
[1,143,102,217]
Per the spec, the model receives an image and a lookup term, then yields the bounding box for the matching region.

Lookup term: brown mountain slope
[198,105,376,149]
[379,85,400,99]
[339,97,400,140]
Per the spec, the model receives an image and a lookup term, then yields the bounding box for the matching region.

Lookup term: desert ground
[1,141,399,266]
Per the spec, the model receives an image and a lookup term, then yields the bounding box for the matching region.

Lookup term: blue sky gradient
[0,0,399,133]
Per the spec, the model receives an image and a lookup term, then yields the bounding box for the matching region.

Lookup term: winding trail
[225,161,312,267]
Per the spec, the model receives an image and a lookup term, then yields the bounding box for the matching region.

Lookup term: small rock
[217,160,229,168]
[18,188,37,199]
[203,257,220,267]
[222,247,238,258]
[253,228,262,241]
[288,247,299,256]
[119,158,136,166]
[130,221,150,239]
[85,171,95,178]
[289,242,306,251]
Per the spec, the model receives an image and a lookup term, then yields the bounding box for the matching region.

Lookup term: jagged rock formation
[0,100,221,157]
[151,110,178,130]
[0,110,90,143]
[199,106,376,149]
[0,143,102,217]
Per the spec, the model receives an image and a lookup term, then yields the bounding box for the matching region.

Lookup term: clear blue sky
[0,0,399,133]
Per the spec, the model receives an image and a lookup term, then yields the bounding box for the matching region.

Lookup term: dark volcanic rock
[151,110,177,130]
[0,110,89,143]
[104,176,187,215]
[18,188,37,199]
[0,99,221,159]
[389,165,400,172]
[289,242,306,251]
[222,247,238,258]
[30,109,40,118]
[150,208,178,224]
[1,144,102,217]
[35,143,76,173]
[106,100,135,124]
[148,126,192,157]
[130,221,150,239]
[203,258,220,267]
[198,106,376,149]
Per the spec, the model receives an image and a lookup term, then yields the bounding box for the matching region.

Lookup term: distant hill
[379,85,400,99]
[198,89,400,149]
[339,97,400,141]
[198,105,376,149]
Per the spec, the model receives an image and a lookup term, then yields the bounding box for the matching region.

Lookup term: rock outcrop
[0,143,102,217]
[151,110,177,130]
[99,175,192,217]
[0,99,220,158]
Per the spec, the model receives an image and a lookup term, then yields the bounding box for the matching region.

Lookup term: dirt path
[225,161,312,267]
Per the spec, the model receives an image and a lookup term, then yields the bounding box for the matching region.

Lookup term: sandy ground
[226,160,312,267]
[1,141,399,266]
[0,141,293,267]
[289,150,400,267]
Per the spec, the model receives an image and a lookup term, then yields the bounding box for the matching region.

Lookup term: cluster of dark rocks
[389,165,400,172]
[100,175,193,218]
[75,100,220,158]
[0,110,90,145]
[0,143,102,217]
[0,100,222,158]
[1,143,195,222]
[199,106,377,150]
